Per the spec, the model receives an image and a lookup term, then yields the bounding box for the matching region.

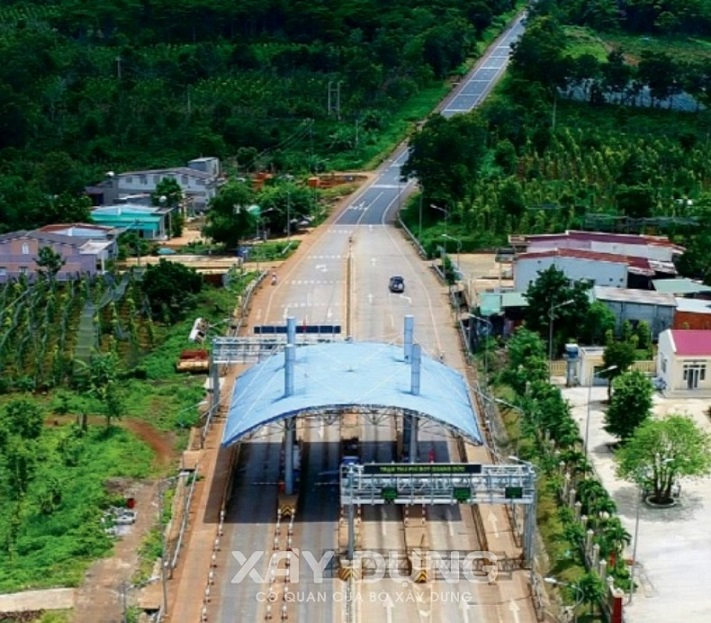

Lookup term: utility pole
[327,81,343,120]
[158,481,169,619]
[286,186,291,241]
[116,56,122,80]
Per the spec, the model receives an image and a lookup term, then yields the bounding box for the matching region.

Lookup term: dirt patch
[48,416,176,469]
[123,419,177,468]
[73,480,158,623]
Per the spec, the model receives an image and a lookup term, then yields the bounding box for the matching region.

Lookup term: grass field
[0,283,240,592]
[0,425,153,592]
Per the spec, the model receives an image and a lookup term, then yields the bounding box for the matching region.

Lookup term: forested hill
[0,0,516,232]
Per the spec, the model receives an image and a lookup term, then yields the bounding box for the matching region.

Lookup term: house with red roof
[657,329,711,396]
[511,230,685,263]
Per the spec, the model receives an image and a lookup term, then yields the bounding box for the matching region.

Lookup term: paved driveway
[563,386,711,623]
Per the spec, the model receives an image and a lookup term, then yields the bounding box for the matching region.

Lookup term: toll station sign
[362,463,483,475]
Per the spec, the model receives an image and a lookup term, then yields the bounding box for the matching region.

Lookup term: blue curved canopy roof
[222,341,481,446]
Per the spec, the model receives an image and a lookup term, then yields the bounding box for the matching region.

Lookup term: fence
[553,359,656,384]
[396,215,427,259]
[170,467,199,571]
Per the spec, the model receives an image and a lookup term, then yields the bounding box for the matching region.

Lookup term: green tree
[152,178,185,238]
[46,193,92,225]
[523,266,593,353]
[675,230,711,284]
[509,16,569,88]
[203,181,257,248]
[599,516,631,559]
[616,415,711,504]
[577,572,605,615]
[0,399,44,499]
[152,178,183,209]
[502,328,548,395]
[601,49,631,102]
[604,370,654,441]
[615,184,654,219]
[35,246,66,280]
[582,301,616,345]
[258,180,314,234]
[141,259,203,323]
[635,321,652,352]
[1,399,44,440]
[601,340,637,397]
[401,112,488,208]
[87,352,124,430]
[637,50,678,108]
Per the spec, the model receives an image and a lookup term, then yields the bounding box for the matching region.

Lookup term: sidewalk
[564,386,711,622]
[164,410,234,623]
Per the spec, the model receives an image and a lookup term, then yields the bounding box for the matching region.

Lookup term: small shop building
[657,329,711,397]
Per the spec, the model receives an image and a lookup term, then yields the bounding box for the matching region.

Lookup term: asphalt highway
[215,12,529,623]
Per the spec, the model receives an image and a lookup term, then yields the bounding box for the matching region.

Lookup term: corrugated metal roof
[502,292,528,307]
[479,292,501,316]
[593,286,677,306]
[520,230,683,250]
[515,247,652,270]
[37,223,116,235]
[669,330,711,356]
[674,298,711,314]
[222,342,482,446]
[653,278,711,295]
[91,204,164,217]
[120,166,213,179]
[478,291,528,316]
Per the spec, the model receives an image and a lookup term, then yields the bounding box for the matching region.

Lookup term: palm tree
[577,478,607,511]
[577,572,606,616]
[599,517,631,559]
[588,496,617,526]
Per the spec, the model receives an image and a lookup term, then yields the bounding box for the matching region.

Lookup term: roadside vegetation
[489,328,631,622]
[0,263,244,592]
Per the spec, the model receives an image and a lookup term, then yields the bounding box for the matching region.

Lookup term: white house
[87,157,222,212]
[657,329,711,397]
[513,249,630,291]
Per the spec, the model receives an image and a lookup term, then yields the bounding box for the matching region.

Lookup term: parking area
[563,386,711,622]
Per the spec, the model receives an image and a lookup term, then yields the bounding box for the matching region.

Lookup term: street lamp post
[584,364,617,459]
[430,204,449,264]
[548,299,575,379]
[286,187,291,242]
[544,577,584,623]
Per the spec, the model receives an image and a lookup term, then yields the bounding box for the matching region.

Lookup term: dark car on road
[388,276,405,293]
